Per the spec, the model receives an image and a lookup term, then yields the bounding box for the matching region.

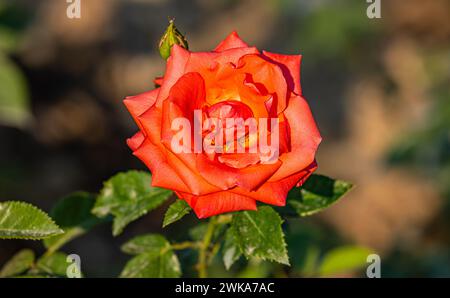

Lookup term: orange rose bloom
[124,32,321,218]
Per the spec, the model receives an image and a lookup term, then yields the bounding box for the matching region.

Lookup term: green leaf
[0,54,31,128]
[222,227,242,270]
[231,206,289,265]
[162,200,191,228]
[0,201,63,240]
[36,252,70,277]
[318,246,373,276]
[120,234,181,277]
[288,174,353,216]
[0,249,35,277]
[48,192,101,227]
[92,171,172,236]
[120,251,181,278]
[44,192,104,253]
[121,234,171,255]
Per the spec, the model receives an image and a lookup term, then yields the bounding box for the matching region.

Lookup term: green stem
[207,242,221,265]
[171,241,200,250]
[197,217,217,278]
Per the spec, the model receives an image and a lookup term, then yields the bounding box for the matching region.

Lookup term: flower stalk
[197,216,218,278]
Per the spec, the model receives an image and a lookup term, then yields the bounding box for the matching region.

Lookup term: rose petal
[217,153,260,168]
[160,72,206,174]
[156,45,190,107]
[262,51,302,95]
[214,31,249,52]
[236,54,288,114]
[124,88,159,131]
[196,153,282,191]
[269,95,321,181]
[162,72,206,123]
[157,45,259,108]
[132,138,190,193]
[138,92,220,196]
[175,191,257,219]
[199,65,270,119]
[127,131,145,151]
[232,160,318,205]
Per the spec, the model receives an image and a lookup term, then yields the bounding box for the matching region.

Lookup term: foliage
[92,171,172,236]
[288,174,353,216]
[0,201,63,240]
[44,192,104,254]
[0,170,354,278]
[0,249,34,277]
[230,206,289,265]
[163,199,191,228]
[120,234,181,278]
[0,1,31,128]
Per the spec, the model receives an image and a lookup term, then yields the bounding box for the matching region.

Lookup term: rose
[124,32,321,218]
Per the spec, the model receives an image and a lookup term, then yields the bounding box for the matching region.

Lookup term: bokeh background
[0,0,449,277]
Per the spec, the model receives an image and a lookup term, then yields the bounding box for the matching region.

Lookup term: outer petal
[138,105,164,146]
[262,51,302,95]
[165,149,220,195]
[231,160,318,205]
[127,131,145,151]
[196,153,282,191]
[269,95,321,181]
[214,31,249,52]
[156,45,190,107]
[123,88,159,132]
[175,191,257,219]
[186,47,260,74]
[132,138,191,193]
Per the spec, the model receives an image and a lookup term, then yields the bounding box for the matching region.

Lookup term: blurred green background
[0,0,449,277]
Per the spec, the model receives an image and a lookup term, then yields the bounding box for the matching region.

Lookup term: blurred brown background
[0,0,449,277]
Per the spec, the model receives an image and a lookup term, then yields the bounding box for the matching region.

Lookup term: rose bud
[158,19,188,60]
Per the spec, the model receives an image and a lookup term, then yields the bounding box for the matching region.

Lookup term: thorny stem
[197,216,218,278]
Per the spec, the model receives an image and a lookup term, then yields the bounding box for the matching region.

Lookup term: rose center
[205,100,253,121]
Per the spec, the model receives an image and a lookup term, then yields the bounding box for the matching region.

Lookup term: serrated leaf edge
[0,201,64,240]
